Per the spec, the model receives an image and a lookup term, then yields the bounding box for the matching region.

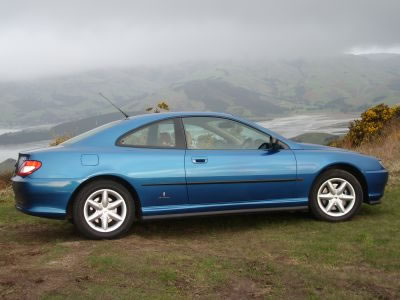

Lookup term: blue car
[12,112,388,239]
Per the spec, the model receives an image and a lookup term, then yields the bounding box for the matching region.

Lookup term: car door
[182,116,298,207]
[116,118,188,209]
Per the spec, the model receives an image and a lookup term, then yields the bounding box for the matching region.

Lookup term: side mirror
[270,137,280,151]
[258,138,281,151]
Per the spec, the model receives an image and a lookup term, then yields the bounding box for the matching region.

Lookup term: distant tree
[146,101,170,113]
[49,135,72,146]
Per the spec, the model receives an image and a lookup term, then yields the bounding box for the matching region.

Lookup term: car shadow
[130,210,313,239]
[9,204,384,242]
[7,210,311,243]
[129,203,386,239]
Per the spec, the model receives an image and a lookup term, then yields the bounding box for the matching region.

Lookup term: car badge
[159,192,170,199]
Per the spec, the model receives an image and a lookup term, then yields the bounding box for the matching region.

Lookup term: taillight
[17,160,42,177]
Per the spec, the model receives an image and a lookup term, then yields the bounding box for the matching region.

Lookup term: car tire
[72,180,135,239]
[309,169,363,222]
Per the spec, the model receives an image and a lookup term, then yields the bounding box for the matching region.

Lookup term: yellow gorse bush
[49,135,72,146]
[332,104,400,147]
[146,101,170,113]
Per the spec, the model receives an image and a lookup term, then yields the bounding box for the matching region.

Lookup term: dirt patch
[339,265,400,299]
[0,224,96,299]
[219,277,272,299]
[354,282,397,300]
[0,268,84,299]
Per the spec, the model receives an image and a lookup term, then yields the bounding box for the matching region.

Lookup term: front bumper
[12,176,80,219]
[364,169,389,205]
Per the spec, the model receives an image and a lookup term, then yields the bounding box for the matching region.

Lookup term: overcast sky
[0,0,399,81]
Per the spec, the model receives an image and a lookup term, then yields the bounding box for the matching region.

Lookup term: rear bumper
[12,176,79,219]
[364,169,389,205]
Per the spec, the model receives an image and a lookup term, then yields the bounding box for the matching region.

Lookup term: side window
[119,119,176,148]
[182,117,274,150]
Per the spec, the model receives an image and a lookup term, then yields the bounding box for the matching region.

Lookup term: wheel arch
[310,163,368,202]
[67,175,142,220]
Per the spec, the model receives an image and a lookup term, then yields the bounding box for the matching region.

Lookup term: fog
[0,0,399,80]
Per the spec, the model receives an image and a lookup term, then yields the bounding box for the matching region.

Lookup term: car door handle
[192,157,208,164]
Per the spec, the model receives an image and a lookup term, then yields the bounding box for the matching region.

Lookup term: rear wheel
[72,180,135,239]
[309,169,363,222]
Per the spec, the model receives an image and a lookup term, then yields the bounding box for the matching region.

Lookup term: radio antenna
[98,92,129,119]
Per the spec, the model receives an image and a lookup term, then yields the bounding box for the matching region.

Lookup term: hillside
[0,158,15,175]
[330,104,400,185]
[347,123,400,185]
[1,54,400,126]
[291,132,339,145]
[0,111,140,145]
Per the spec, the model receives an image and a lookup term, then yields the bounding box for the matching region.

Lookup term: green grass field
[0,186,399,299]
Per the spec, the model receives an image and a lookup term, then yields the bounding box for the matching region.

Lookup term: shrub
[146,101,170,113]
[49,135,72,146]
[0,171,13,189]
[331,104,400,147]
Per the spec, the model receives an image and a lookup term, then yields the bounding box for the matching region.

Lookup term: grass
[0,187,400,299]
[353,122,400,186]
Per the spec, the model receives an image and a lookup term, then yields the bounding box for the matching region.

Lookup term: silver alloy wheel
[317,178,356,217]
[83,189,127,233]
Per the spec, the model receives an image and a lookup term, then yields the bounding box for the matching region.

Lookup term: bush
[0,171,13,189]
[330,104,400,147]
[49,135,72,146]
[146,101,170,113]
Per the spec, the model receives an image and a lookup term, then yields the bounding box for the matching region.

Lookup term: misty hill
[1,54,400,126]
[0,111,141,145]
[0,158,16,174]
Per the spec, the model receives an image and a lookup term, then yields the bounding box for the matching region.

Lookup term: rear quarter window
[118,119,177,148]
[61,120,121,145]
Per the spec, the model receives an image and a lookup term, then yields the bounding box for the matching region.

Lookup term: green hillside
[1,54,400,126]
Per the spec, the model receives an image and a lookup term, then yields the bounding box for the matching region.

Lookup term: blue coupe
[12,112,388,239]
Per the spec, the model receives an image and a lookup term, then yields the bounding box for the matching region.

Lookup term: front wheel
[72,180,135,239]
[309,169,363,222]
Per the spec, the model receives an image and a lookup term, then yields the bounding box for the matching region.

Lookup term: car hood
[291,142,378,159]
[292,142,348,151]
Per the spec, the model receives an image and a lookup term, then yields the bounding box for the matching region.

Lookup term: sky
[0,0,399,81]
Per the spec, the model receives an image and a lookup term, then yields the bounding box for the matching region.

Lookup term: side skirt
[141,205,308,220]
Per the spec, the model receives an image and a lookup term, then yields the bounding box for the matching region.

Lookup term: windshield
[61,120,121,145]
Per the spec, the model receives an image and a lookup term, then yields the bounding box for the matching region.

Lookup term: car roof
[64,111,298,149]
[116,111,239,130]
[127,111,234,121]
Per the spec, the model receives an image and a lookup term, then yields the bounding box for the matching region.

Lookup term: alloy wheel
[83,189,127,233]
[317,178,356,217]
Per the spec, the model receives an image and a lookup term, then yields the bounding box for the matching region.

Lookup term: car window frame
[115,117,186,149]
[179,116,289,151]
